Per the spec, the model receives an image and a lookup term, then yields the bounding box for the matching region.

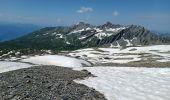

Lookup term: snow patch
[70,29,85,34]
[0,61,33,73]
[56,34,63,38]
[94,32,107,39]
[43,33,49,35]
[94,32,114,39]
[94,28,103,32]
[123,38,132,46]
[21,55,91,68]
[110,42,121,48]
[68,45,170,64]
[66,41,71,45]
[79,36,87,40]
[74,67,170,100]
[86,27,91,31]
[15,52,20,55]
[52,32,57,35]
[106,27,126,32]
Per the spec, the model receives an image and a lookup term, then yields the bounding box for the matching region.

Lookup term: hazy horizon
[0,0,170,32]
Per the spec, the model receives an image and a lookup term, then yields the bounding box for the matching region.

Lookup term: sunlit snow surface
[0,55,91,73]
[0,61,33,73]
[68,45,170,64]
[1,45,170,100]
[74,67,170,100]
[21,55,91,67]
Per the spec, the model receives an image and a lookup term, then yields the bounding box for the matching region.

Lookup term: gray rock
[0,66,106,100]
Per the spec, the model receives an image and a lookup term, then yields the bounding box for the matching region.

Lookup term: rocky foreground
[0,66,106,100]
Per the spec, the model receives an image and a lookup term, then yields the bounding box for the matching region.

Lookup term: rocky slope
[0,65,106,100]
[0,22,170,50]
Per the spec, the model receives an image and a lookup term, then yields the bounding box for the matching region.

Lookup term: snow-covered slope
[21,55,92,67]
[1,45,170,100]
[0,61,33,73]
[68,45,170,65]
[74,67,170,100]
[0,55,92,73]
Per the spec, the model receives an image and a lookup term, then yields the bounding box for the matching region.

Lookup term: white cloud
[77,7,93,14]
[112,11,119,16]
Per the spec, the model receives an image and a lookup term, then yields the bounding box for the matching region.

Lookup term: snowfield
[74,67,170,100]
[1,45,170,100]
[0,55,92,73]
[68,45,170,64]
[0,61,33,73]
[21,55,92,67]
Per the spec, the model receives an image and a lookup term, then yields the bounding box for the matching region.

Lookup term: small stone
[81,69,91,75]
[61,95,70,100]
[65,81,72,85]
[82,55,87,57]
[23,92,30,98]
[129,48,137,51]
[23,75,31,78]
[7,86,14,88]
[75,56,81,58]
[26,80,31,83]
[47,85,52,89]
[103,57,111,59]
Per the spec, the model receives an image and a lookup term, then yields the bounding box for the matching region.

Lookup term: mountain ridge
[0,22,170,50]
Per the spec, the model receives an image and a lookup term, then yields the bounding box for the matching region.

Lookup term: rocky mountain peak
[72,22,93,30]
[0,22,170,50]
[76,22,87,25]
[105,21,113,26]
[98,22,122,29]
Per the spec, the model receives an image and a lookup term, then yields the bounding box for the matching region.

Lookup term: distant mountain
[0,22,42,41]
[0,22,170,50]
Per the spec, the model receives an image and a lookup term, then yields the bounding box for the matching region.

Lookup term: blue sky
[0,0,170,32]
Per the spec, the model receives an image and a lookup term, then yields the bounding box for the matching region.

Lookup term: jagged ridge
[0,22,170,50]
